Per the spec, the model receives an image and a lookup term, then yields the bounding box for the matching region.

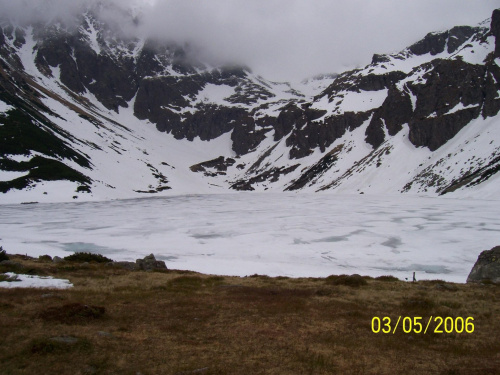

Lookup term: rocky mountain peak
[1,8,500,201]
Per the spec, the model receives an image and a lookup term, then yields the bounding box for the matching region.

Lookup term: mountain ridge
[1,8,500,202]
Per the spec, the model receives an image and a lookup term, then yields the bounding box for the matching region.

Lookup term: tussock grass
[64,252,113,263]
[0,254,499,374]
[39,303,106,324]
[0,246,9,262]
[376,275,399,282]
[29,336,92,355]
[325,274,368,287]
[400,295,436,311]
[38,255,53,262]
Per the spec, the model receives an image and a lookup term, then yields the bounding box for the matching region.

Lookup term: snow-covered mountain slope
[1,8,500,202]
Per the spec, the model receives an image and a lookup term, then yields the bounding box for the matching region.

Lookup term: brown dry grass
[1,255,500,375]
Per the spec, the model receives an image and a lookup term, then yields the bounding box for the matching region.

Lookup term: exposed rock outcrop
[492,9,500,57]
[190,156,236,176]
[467,246,500,284]
[136,254,167,271]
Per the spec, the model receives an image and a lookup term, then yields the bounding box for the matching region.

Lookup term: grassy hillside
[1,254,499,374]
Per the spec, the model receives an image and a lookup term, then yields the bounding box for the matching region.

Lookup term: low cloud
[1,0,499,81]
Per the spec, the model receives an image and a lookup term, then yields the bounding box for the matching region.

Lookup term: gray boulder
[136,254,167,271]
[467,246,500,284]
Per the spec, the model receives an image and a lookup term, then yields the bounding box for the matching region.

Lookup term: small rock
[136,254,167,271]
[53,256,63,263]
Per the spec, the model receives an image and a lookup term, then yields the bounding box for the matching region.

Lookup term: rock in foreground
[136,254,168,271]
[467,246,500,284]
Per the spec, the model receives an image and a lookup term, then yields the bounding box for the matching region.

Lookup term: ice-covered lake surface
[1,193,499,283]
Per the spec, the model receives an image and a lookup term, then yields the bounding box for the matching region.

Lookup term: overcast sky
[142,0,500,82]
[2,0,500,82]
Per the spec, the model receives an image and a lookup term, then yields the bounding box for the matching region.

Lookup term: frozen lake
[1,193,499,283]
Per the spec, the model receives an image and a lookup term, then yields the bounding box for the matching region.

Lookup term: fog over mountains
[1,2,500,202]
[0,0,497,80]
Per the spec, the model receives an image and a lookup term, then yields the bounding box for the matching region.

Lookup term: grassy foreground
[1,255,500,375]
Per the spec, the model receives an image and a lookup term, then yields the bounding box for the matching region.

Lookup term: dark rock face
[13,27,26,48]
[0,27,5,46]
[440,155,500,195]
[467,246,500,284]
[409,107,480,151]
[35,34,137,111]
[414,60,485,116]
[286,145,343,190]
[134,76,201,122]
[447,27,480,54]
[190,156,236,176]
[0,56,93,193]
[231,120,269,155]
[133,70,269,148]
[288,111,371,159]
[492,9,500,57]
[230,164,299,191]
[371,54,390,64]
[35,35,87,93]
[409,31,449,56]
[365,87,413,148]
[482,62,500,117]
[365,58,489,150]
[274,104,307,141]
[356,71,406,92]
[184,106,252,142]
[406,59,485,151]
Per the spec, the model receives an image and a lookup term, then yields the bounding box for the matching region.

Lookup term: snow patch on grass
[0,273,73,289]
